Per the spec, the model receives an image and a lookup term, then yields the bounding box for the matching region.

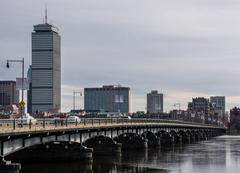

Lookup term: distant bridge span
[0,118,226,157]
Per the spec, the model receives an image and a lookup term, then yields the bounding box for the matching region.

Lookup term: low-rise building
[84,85,130,114]
[0,81,19,112]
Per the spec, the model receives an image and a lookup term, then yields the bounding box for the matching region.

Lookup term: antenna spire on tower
[45,6,48,24]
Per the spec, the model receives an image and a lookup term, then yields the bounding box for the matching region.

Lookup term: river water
[20,135,240,173]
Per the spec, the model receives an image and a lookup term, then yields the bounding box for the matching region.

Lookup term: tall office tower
[31,16,61,114]
[210,96,225,115]
[84,85,130,114]
[0,81,19,108]
[147,90,163,113]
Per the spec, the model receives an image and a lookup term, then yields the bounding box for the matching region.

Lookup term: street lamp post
[6,58,25,117]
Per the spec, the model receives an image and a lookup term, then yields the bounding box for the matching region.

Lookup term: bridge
[0,118,225,172]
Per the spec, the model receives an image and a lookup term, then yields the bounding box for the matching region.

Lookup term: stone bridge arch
[170,130,180,144]
[82,135,121,154]
[178,130,190,143]
[114,133,147,150]
[156,130,172,146]
[6,141,92,162]
[141,131,160,148]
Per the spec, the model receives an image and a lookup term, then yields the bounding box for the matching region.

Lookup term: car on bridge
[17,114,37,125]
[67,116,81,123]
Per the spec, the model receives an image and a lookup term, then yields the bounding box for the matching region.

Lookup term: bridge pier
[156,131,172,147]
[191,133,196,143]
[141,131,160,148]
[114,133,148,150]
[178,131,190,144]
[207,132,212,139]
[185,131,192,144]
[170,131,181,145]
[197,131,204,140]
[202,132,208,140]
[191,131,200,143]
[195,132,201,141]
[83,135,121,155]
[0,156,21,173]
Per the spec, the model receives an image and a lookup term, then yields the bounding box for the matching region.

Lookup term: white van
[67,116,81,123]
[17,113,37,125]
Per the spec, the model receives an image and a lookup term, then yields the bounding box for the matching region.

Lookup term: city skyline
[1,0,240,112]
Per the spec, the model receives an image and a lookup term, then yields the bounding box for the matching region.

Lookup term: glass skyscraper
[31,22,61,113]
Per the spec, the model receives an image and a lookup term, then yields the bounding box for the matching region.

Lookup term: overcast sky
[1,0,240,112]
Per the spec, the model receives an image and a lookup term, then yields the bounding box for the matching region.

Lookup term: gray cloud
[1,0,240,111]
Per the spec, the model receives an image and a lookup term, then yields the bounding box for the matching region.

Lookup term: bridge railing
[0,118,224,133]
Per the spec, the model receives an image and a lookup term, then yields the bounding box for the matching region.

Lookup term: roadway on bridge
[0,118,225,137]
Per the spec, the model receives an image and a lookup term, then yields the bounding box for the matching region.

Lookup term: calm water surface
[20,136,240,173]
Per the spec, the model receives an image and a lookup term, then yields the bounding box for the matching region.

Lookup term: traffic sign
[19,101,25,108]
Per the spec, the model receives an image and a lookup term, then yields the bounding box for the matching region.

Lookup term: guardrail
[0,118,224,133]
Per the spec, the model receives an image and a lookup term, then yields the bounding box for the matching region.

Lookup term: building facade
[188,97,212,112]
[147,90,163,113]
[31,22,61,113]
[84,85,130,114]
[27,66,32,114]
[0,81,19,108]
[210,96,225,115]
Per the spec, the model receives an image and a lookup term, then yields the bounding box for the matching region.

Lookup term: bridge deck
[0,119,225,137]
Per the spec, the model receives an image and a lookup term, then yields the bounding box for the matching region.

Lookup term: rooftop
[33,23,59,34]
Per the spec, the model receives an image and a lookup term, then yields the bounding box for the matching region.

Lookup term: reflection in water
[21,161,93,173]
[20,136,240,173]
